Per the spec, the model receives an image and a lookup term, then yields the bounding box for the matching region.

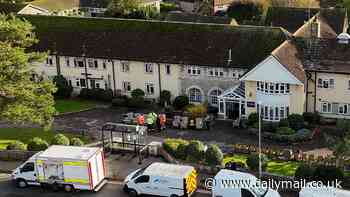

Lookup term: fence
[0,150,37,161]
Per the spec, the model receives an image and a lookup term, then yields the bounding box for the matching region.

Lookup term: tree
[53,75,73,98]
[105,0,140,17]
[331,136,350,167]
[227,0,263,23]
[197,0,213,16]
[0,15,56,129]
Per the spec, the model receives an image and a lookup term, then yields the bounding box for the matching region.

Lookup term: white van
[11,145,107,192]
[123,162,197,197]
[212,169,280,197]
[299,182,350,197]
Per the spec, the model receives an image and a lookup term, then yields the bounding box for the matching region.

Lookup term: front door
[90,79,96,89]
[226,101,240,120]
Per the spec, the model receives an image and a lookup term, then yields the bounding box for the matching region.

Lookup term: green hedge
[205,144,223,166]
[186,140,205,162]
[51,134,70,146]
[163,138,189,157]
[27,137,49,151]
[246,153,268,171]
[70,138,84,146]
[6,141,26,151]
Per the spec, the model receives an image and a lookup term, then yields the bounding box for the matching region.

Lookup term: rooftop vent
[337,33,350,44]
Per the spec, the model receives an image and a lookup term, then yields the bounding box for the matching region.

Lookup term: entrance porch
[218,82,246,120]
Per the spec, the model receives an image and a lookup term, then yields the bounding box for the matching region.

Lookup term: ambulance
[123,162,197,197]
[11,145,107,192]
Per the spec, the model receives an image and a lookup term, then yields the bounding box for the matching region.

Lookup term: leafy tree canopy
[0,14,56,130]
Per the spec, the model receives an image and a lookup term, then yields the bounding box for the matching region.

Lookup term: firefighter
[137,114,145,125]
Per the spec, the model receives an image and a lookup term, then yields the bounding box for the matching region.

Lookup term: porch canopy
[218,82,246,120]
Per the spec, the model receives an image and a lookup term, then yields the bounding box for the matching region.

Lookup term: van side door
[134,175,154,195]
[19,162,37,184]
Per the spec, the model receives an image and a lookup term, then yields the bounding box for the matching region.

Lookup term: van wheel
[16,179,27,188]
[51,183,59,192]
[64,184,74,192]
[128,189,138,197]
[170,195,179,197]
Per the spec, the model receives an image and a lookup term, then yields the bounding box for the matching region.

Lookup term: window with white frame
[88,59,94,68]
[121,61,130,72]
[165,64,171,75]
[188,87,202,102]
[256,82,290,94]
[339,104,348,115]
[318,78,335,88]
[145,63,153,73]
[145,83,155,95]
[94,60,98,69]
[321,102,332,113]
[46,57,53,65]
[208,68,224,77]
[187,66,201,76]
[257,105,289,121]
[65,57,70,67]
[122,81,131,92]
[102,60,107,69]
[74,58,84,67]
[209,89,222,105]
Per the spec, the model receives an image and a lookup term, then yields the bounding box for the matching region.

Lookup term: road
[0,174,210,197]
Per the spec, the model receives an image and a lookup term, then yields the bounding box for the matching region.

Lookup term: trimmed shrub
[279,119,289,127]
[247,113,258,126]
[160,90,171,105]
[163,138,188,157]
[112,96,129,107]
[127,97,144,108]
[288,114,304,131]
[186,104,207,118]
[51,134,70,146]
[131,88,145,98]
[70,138,84,146]
[303,112,320,125]
[295,164,315,182]
[176,143,188,160]
[79,88,89,99]
[173,95,189,110]
[27,137,49,151]
[262,121,279,133]
[246,153,268,171]
[336,119,350,132]
[6,141,26,151]
[276,127,296,135]
[313,165,344,185]
[205,144,224,166]
[186,140,205,162]
[96,88,114,101]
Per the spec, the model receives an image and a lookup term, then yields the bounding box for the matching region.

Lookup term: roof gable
[240,55,303,85]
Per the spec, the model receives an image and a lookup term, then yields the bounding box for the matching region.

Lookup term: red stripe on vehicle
[88,162,93,190]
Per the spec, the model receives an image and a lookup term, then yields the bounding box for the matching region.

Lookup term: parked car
[212,169,280,197]
[123,162,197,197]
[11,145,107,192]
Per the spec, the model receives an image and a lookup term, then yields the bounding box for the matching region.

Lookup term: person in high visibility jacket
[137,114,145,125]
[159,114,166,130]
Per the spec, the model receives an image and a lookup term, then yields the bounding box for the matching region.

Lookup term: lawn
[0,128,89,150]
[54,99,97,114]
[224,154,301,177]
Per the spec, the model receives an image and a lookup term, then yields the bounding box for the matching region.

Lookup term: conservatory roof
[218,82,245,100]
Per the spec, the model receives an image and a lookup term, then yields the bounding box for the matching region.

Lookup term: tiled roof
[272,39,306,82]
[22,15,286,68]
[163,13,237,25]
[318,8,347,37]
[301,38,350,74]
[30,0,110,11]
[265,7,320,34]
